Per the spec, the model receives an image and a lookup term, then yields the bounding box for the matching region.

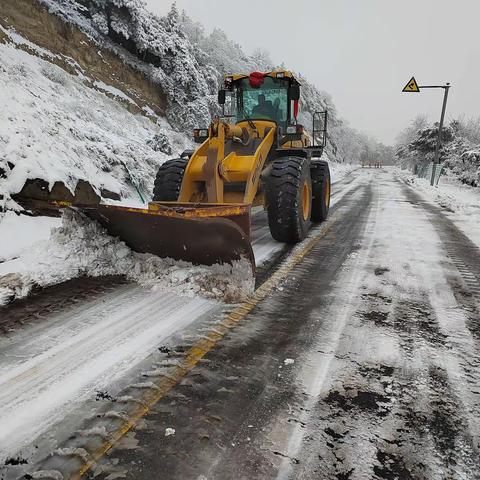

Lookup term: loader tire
[310,160,331,222]
[152,158,188,201]
[266,156,312,243]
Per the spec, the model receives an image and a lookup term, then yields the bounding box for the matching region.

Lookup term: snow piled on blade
[0,210,254,305]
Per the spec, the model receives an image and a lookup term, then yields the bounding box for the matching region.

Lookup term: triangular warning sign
[402,76,420,92]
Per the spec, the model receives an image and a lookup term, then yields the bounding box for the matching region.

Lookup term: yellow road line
[72,213,339,479]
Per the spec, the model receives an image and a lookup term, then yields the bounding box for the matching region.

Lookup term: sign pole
[430,83,450,186]
[402,77,452,186]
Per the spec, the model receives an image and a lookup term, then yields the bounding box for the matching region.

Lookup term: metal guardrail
[416,162,443,186]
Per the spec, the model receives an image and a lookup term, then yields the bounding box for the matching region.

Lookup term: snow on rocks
[0,210,254,305]
[165,428,175,437]
[0,27,188,211]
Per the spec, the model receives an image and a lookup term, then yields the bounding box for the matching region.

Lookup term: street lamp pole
[402,77,451,186]
[429,83,450,186]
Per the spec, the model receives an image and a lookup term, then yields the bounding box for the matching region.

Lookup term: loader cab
[219,71,301,129]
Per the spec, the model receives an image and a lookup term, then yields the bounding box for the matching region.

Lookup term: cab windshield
[236,77,289,127]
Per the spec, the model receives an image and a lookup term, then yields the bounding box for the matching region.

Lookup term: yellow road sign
[403,76,420,93]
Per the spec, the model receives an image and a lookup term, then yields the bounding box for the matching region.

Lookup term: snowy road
[5,168,479,480]
[0,170,359,471]
[58,168,478,480]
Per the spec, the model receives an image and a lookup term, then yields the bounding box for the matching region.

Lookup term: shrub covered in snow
[396,117,480,186]
[443,146,480,187]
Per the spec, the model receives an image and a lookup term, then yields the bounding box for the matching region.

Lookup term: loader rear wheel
[152,158,188,201]
[266,156,312,243]
[310,160,331,222]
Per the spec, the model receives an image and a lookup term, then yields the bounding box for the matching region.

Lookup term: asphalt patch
[325,388,391,417]
[374,449,413,480]
[359,310,389,327]
[4,457,28,465]
[95,390,116,402]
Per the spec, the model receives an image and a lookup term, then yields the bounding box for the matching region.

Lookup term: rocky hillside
[36,0,369,159]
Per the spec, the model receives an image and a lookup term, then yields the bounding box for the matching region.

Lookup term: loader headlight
[286,125,304,135]
[276,72,285,78]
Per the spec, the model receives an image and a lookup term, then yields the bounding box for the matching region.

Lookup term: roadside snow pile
[329,162,357,183]
[0,211,60,263]
[396,168,480,247]
[0,210,254,305]
[397,168,480,214]
[0,28,188,211]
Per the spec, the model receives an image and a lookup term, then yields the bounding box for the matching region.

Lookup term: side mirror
[289,84,300,101]
[218,89,226,105]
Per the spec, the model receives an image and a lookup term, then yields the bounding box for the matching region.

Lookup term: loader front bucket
[77,202,255,272]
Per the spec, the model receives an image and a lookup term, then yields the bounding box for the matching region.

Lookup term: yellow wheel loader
[16,71,331,274]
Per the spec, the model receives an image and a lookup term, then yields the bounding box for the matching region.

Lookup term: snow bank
[329,162,357,184]
[0,211,60,262]
[0,210,254,305]
[396,168,480,247]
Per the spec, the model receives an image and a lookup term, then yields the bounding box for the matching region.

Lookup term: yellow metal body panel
[179,119,276,206]
[177,70,309,209]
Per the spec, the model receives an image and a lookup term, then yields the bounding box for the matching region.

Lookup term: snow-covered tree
[42,0,376,163]
[396,115,479,185]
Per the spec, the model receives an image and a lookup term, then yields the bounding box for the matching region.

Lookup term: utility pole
[431,84,450,186]
[402,77,451,186]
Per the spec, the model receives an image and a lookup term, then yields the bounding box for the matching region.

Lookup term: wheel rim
[302,180,311,221]
[325,177,331,209]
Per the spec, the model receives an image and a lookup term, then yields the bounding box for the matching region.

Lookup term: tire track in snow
[0,169,363,472]
[288,173,480,479]
[0,288,217,463]
[400,181,480,342]
[83,175,374,480]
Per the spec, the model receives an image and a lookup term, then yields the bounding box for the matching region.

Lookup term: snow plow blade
[77,202,255,272]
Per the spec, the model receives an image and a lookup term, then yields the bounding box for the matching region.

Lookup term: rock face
[0,0,167,118]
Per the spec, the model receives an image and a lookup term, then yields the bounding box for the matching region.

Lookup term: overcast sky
[149,0,480,145]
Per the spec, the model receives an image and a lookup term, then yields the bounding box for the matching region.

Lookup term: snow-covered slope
[0,26,189,212]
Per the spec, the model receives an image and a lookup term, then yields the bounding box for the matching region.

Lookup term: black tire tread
[310,160,330,222]
[152,158,189,201]
[266,156,312,243]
